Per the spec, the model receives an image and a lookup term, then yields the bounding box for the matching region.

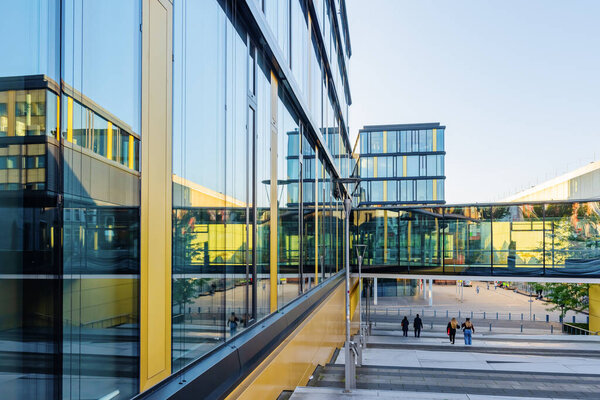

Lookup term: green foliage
[173,278,206,314]
[537,283,589,318]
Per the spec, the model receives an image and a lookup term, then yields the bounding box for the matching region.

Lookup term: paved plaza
[286,280,600,400]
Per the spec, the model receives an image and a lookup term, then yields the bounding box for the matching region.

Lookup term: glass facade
[170,0,352,379]
[353,201,600,277]
[1,0,353,398]
[358,124,446,205]
[0,1,143,399]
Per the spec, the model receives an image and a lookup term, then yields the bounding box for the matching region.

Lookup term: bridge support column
[428,279,433,306]
[374,278,378,305]
[590,284,600,333]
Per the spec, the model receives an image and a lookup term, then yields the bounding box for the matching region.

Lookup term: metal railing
[562,322,600,336]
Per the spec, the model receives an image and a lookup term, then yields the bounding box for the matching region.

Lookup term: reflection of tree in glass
[545,203,600,267]
[173,278,203,315]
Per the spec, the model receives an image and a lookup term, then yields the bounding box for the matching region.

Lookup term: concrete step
[308,364,600,399]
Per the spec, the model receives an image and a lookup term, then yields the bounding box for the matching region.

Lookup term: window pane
[386,131,397,153]
[406,156,418,176]
[370,131,383,153]
[417,180,426,201]
[63,0,141,133]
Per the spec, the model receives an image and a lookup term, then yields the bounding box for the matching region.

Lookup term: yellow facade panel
[590,284,600,333]
[226,280,357,400]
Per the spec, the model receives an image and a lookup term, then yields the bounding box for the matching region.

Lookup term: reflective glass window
[387,131,397,153]
[406,156,418,176]
[396,156,404,177]
[416,180,426,202]
[371,181,383,202]
[370,131,383,153]
[427,155,437,176]
[399,130,409,152]
[62,0,141,133]
[0,0,60,81]
[92,114,107,157]
[418,130,427,152]
[437,155,445,176]
[426,129,433,151]
[437,128,445,150]
[377,156,388,178]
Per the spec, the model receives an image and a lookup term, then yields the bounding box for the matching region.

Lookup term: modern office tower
[357,123,446,205]
[0,0,353,399]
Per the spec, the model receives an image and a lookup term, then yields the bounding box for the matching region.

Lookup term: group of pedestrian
[447,317,475,345]
[398,314,475,345]
[401,314,424,337]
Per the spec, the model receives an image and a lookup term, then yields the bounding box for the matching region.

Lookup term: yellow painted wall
[590,284,600,333]
[226,279,357,400]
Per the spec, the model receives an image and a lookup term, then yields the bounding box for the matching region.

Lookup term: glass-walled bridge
[351,199,600,279]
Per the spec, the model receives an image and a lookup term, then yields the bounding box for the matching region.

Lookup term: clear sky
[346,0,600,203]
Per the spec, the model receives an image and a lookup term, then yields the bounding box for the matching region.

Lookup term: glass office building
[0,0,353,398]
[358,123,445,205]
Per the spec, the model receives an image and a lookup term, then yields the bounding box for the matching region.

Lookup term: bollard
[587,316,590,324]
[551,325,554,334]
[431,322,433,329]
[471,311,473,319]
[509,313,511,320]
[496,312,498,320]
[459,310,461,318]
[446,310,449,318]
[546,314,549,323]
[483,312,486,319]
[489,323,492,332]
[533,314,535,321]
[398,309,400,316]
[559,315,563,323]
[572,315,576,324]
[520,324,523,333]
[521,313,523,321]
[410,309,412,316]
[422,309,425,317]
[434,310,437,317]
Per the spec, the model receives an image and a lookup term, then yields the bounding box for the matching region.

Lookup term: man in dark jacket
[413,314,423,337]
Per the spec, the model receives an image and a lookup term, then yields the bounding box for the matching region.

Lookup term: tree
[173,278,202,315]
[535,283,589,320]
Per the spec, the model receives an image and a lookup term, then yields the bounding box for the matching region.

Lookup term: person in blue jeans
[461,318,474,345]
[228,312,239,337]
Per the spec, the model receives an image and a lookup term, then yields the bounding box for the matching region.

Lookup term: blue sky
[346,0,600,203]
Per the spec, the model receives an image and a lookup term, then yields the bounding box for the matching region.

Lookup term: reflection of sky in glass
[0,0,60,81]
[62,0,141,133]
[172,0,225,194]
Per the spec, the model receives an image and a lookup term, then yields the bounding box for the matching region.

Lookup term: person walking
[461,318,474,345]
[401,316,409,337]
[228,312,239,337]
[446,317,458,344]
[413,314,423,337]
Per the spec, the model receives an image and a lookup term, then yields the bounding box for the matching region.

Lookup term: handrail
[562,322,600,335]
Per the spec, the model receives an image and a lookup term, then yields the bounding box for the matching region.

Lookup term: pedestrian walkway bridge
[351,199,600,280]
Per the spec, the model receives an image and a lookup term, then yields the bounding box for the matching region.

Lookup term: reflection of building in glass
[357,123,445,205]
